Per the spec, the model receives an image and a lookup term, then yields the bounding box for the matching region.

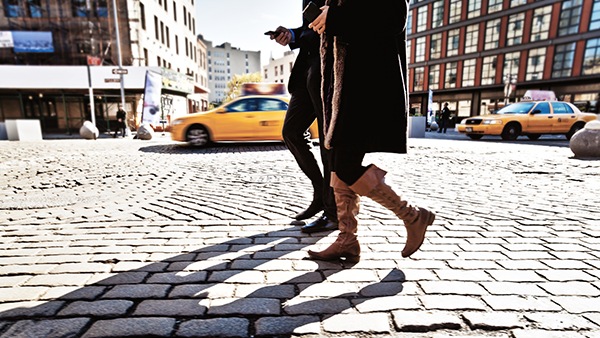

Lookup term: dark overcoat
[320,0,410,154]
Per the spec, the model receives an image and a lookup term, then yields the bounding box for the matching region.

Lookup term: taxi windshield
[496,102,535,115]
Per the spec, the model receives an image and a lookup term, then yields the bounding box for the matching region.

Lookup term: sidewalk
[0,136,599,337]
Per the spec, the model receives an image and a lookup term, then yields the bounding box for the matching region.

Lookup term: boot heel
[343,254,360,263]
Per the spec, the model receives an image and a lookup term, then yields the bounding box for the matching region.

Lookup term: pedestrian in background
[306,0,435,262]
[268,0,338,234]
[114,105,127,138]
[438,102,451,134]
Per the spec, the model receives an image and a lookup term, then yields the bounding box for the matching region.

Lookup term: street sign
[112,68,128,75]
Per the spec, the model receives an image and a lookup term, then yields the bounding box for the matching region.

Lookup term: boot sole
[402,211,435,258]
[307,251,360,263]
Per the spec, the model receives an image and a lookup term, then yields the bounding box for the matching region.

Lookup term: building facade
[0,0,208,134]
[407,0,600,123]
[262,50,297,87]
[200,37,261,105]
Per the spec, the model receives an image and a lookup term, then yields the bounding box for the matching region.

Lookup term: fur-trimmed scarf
[319,0,346,150]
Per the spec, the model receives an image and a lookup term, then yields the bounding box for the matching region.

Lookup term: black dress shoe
[301,215,339,234]
[294,199,323,220]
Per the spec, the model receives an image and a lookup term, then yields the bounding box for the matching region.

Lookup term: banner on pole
[427,88,434,123]
[141,70,162,126]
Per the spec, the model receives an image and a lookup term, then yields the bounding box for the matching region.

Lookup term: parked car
[170,95,319,147]
[456,101,597,141]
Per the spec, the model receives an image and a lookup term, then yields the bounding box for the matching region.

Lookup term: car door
[253,97,287,139]
[526,102,552,133]
[550,101,576,133]
[214,98,259,140]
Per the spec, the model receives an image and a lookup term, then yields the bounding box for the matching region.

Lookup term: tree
[223,72,262,103]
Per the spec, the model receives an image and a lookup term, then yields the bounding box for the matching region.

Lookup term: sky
[195,0,303,66]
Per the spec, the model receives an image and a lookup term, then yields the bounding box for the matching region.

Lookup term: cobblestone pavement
[0,134,599,338]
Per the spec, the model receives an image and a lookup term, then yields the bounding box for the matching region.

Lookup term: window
[445,62,457,88]
[173,0,177,21]
[154,16,159,40]
[510,0,527,7]
[591,0,600,30]
[416,5,428,32]
[481,56,497,85]
[259,98,287,111]
[464,25,478,54]
[449,0,461,24]
[462,59,476,87]
[415,37,426,62]
[140,2,146,30]
[552,43,575,78]
[27,0,42,17]
[525,48,546,81]
[551,102,574,114]
[96,0,107,17]
[484,19,501,50]
[407,11,412,35]
[407,39,412,63]
[535,102,551,115]
[446,29,460,57]
[429,64,440,90]
[72,0,86,17]
[430,33,442,59]
[413,66,425,91]
[506,13,524,46]
[467,0,480,19]
[504,51,520,80]
[531,6,551,42]
[175,35,179,54]
[488,0,502,13]
[432,1,444,28]
[559,0,582,36]
[583,38,600,75]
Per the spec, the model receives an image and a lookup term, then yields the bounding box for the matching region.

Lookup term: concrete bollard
[569,120,600,159]
[136,124,154,140]
[79,121,99,140]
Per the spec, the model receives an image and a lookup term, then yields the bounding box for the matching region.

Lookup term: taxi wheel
[566,123,585,140]
[186,125,210,147]
[501,123,520,141]
[467,134,483,140]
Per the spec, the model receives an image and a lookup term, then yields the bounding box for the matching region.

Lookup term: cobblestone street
[0,134,599,337]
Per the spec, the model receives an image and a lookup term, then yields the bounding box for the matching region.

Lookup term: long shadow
[139,142,290,155]
[0,226,408,337]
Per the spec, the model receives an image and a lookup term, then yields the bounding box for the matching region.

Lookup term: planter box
[408,116,426,138]
[5,119,43,141]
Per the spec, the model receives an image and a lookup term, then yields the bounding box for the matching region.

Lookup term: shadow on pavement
[0,226,407,337]
[138,142,290,155]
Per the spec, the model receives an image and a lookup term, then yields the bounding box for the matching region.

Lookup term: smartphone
[302,1,322,23]
[264,30,280,37]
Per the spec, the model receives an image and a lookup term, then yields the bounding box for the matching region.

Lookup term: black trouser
[282,63,336,221]
[329,147,368,186]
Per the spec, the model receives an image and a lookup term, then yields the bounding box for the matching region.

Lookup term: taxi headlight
[171,119,184,126]
[482,119,503,125]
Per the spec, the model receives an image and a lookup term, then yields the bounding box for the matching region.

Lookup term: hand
[308,5,328,34]
[272,26,292,46]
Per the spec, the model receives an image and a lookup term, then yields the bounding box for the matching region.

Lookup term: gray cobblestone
[1,136,599,337]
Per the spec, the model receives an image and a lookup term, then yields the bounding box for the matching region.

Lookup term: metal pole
[87,64,96,126]
[112,0,127,130]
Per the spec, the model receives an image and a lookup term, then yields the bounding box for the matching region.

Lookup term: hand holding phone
[303,1,322,23]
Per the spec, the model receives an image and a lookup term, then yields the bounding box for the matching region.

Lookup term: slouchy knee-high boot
[307,173,360,263]
[350,165,435,258]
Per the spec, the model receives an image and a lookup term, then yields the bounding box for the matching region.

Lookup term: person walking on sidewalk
[114,105,127,138]
[268,0,338,234]
[305,0,436,262]
[438,102,451,134]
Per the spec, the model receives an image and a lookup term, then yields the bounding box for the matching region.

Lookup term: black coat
[287,0,325,94]
[320,0,410,154]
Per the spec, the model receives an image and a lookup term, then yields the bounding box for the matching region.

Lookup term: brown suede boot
[307,173,361,263]
[350,165,435,258]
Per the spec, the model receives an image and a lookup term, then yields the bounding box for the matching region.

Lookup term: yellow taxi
[457,101,597,141]
[170,95,319,147]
